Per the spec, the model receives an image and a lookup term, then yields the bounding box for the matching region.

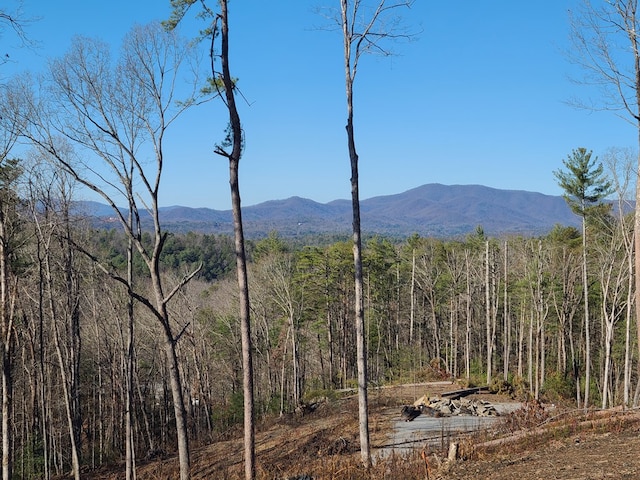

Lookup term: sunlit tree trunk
[340,0,370,466]
[214,2,255,477]
[464,250,472,380]
[503,241,510,382]
[125,200,136,480]
[336,0,414,464]
[0,216,14,480]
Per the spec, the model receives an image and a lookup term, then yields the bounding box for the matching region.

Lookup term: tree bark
[216,2,255,478]
[341,0,371,463]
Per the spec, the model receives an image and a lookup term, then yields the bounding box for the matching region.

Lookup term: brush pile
[413,395,499,417]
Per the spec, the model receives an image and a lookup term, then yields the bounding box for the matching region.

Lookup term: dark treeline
[3,189,638,477]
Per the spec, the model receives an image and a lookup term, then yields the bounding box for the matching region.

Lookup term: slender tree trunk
[635,135,640,407]
[37,257,50,480]
[217,3,255,478]
[624,249,633,406]
[1,343,12,480]
[125,227,136,479]
[230,156,255,480]
[528,307,533,395]
[0,213,14,480]
[602,321,614,408]
[50,314,80,480]
[631,6,640,406]
[409,249,416,343]
[341,0,370,466]
[326,307,335,388]
[517,303,525,378]
[348,126,370,467]
[503,241,510,381]
[279,328,289,416]
[465,251,471,380]
[160,324,190,480]
[289,312,301,407]
[582,218,591,409]
[485,241,492,383]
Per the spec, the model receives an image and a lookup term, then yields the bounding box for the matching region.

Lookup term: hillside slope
[82,383,640,480]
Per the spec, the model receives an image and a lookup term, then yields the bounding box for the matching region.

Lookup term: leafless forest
[2,1,640,478]
[0,193,637,478]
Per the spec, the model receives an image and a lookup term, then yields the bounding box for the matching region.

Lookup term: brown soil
[83,383,640,479]
[438,407,640,480]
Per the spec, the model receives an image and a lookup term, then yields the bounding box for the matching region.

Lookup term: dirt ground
[440,428,640,480]
[440,399,640,480]
[85,382,640,479]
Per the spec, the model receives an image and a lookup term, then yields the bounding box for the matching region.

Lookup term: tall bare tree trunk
[216,2,255,478]
[503,241,510,381]
[631,6,640,408]
[485,241,492,383]
[341,0,370,462]
[581,217,591,409]
[409,249,416,343]
[625,219,634,406]
[125,206,136,480]
[0,331,12,480]
[346,114,371,467]
[465,250,472,380]
[155,259,191,473]
[0,149,19,480]
[635,133,640,406]
[0,227,13,480]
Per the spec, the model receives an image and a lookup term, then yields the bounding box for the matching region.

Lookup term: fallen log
[441,386,489,400]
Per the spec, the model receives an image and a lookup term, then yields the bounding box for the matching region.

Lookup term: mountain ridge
[81,183,582,238]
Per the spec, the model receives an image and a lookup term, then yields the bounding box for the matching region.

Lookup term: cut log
[441,386,489,400]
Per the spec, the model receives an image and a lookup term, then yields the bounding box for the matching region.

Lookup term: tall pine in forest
[554,147,612,409]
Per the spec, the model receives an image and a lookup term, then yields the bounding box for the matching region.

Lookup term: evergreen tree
[554,147,612,409]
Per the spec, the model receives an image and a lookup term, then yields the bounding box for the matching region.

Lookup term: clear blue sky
[4,1,636,209]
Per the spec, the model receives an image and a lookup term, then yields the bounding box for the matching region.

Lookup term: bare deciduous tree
[19,23,205,480]
[333,0,415,467]
[0,3,34,72]
[602,147,635,406]
[0,78,25,480]
[568,0,640,405]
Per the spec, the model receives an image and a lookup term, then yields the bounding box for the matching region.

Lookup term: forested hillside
[3,1,640,478]
[79,184,584,238]
[2,204,636,477]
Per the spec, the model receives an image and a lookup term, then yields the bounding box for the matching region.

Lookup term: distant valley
[79,184,583,239]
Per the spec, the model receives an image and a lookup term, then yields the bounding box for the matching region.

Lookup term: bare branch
[336,0,419,84]
[566,0,640,122]
[164,264,203,305]
[0,3,38,66]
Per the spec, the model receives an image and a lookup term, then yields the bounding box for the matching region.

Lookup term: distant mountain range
[79,184,583,239]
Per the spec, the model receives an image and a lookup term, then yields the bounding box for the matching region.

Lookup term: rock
[413,395,500,417]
